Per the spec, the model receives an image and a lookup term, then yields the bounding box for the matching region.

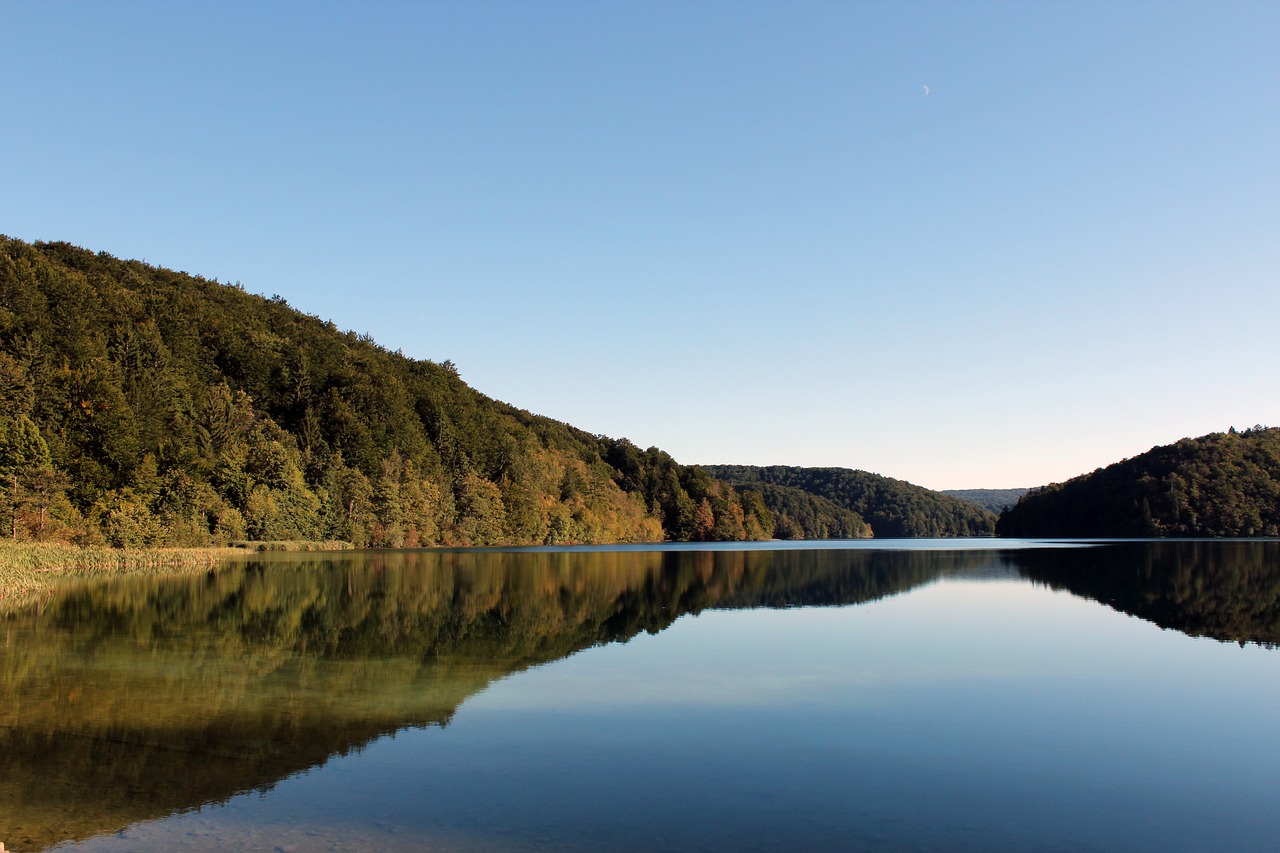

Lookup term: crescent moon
[922,85,930,95]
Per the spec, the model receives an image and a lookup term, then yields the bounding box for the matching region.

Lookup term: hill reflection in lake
[1012,540,1280,646]
[0,547,987,850]
[3,542,1280,852]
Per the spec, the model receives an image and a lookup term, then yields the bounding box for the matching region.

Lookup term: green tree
[0,414,61,539]
[0,235,774,547]
[455,473,506,546]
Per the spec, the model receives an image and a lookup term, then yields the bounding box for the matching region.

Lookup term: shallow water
[4,540,1280,851]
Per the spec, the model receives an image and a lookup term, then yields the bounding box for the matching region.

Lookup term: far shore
[0,540,353,613]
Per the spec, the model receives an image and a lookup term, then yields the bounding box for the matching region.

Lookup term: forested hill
[0,236,779,546]
[942,488,1029,514]
[704,465,998,537]
[728,482,872,540]
[997,427,1280,538]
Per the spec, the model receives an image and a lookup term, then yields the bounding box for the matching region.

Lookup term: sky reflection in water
[6,541,1280,852]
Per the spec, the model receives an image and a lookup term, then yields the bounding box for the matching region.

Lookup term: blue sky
[3,0,1277,490]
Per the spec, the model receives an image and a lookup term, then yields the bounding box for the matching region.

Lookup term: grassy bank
[0,540,353,613]
[228,540,356,552]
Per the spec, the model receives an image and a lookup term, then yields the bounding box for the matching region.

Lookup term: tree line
[0,237,775,547]
[706,465,998,537]
[1,237,1011,547]
[997,426,1280,538]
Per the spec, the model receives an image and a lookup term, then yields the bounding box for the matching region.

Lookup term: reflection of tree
[1012,541,1280,647]
[0,547,996,850]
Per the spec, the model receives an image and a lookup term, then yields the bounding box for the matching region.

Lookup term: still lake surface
[3,540,1280,852]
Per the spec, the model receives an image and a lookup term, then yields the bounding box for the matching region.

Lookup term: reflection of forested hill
[6,543,1274,849]
[1012,541,1280,646]
[1,547,979,851]
[710,548,1012,609]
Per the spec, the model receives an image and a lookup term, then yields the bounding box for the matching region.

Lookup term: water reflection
[1014,540,1280,646]
[1,547,997,850]
[2,542,1278,850]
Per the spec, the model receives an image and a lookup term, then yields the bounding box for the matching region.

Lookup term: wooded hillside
[705,465,997,537]
[942,488,1028,514]
[729,482,872,540]
[997,427,1280,537]
[0,237,774,546]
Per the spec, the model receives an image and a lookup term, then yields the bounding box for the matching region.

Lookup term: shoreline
[0,541,351,614]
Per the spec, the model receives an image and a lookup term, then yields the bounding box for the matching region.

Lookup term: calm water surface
[3,540,1280,851]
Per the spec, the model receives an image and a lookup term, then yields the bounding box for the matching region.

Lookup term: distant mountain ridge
[997,427,1280,538]
[703,465,998,538]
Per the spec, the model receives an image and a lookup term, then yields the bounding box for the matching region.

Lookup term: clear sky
[3,0,1277,490]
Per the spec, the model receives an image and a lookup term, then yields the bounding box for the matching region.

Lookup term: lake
[3,540,1280,852]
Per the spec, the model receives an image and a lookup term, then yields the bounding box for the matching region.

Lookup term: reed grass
[228,539,356,552]
[0,539,352,613]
